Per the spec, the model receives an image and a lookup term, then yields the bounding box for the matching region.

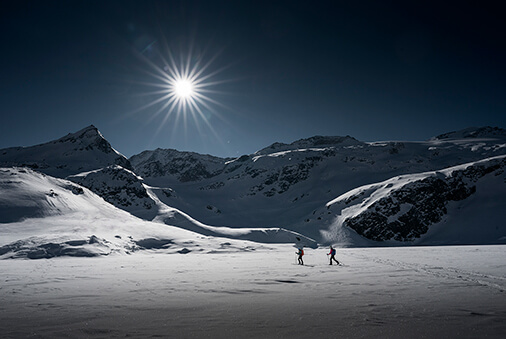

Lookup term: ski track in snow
[345,251,506,292]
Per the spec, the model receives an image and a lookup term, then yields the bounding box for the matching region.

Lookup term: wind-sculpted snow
[322,156,506,244]
[0,211,271,259]
[0,236,111,259]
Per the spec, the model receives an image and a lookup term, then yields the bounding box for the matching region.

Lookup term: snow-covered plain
[1,245,505,338]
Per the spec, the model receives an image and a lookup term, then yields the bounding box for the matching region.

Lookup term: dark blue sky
[1,0,504,158]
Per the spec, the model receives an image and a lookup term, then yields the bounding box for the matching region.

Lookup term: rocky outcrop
[129,148,226,182]
[341,157,506,242]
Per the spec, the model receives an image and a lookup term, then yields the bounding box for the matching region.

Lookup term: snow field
[1,245,505,338]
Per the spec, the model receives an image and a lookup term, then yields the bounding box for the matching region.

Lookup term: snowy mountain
[66,165,317,247]
[1,125,506,247]
[0,166,202,258]
[321,155,506,246]
[128,127,506,241]
[0,167,315,259]
[0,125,131,178]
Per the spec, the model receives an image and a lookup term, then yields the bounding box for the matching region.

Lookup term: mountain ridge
[1,125,506,247]
[432,126,506,140]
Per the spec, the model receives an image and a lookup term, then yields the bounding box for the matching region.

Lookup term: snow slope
[320,155,506,246]
[0,167,279,259]
[67,166,317,247]
[145,184,317,248]
[0,167,316,258]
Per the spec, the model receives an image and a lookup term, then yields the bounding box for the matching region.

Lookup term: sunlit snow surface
[0,167,316,258]
[1,245,505,338]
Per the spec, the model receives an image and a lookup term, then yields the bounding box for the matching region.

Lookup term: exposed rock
[343,158,506,242]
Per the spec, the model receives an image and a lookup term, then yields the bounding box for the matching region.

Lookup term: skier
[296,248,304,265]
[327,246,339,265]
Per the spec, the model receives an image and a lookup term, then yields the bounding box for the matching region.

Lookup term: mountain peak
[58,124,101,142]
[0,125,132,177]
[80,124,99,134]
[82,124,98,131]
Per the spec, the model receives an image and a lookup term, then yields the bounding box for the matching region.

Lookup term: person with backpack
[327,246,339,265]
[296,248,304,265]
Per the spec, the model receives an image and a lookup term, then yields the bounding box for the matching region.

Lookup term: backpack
[331,248,336,255]
[300,249,304,256]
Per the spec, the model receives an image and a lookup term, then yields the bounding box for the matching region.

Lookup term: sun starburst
[173,78,194,99]
[132,40,230,140]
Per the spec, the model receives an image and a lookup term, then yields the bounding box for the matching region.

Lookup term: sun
[173,78,194,99]
[137,46,225,118]
[132,39,233,141]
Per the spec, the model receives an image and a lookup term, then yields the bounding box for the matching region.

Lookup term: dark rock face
[344,158,506,242]
[249,158,322,196]
[179,162,216,182]
[130,138,357,192]
[129,149,225,182]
